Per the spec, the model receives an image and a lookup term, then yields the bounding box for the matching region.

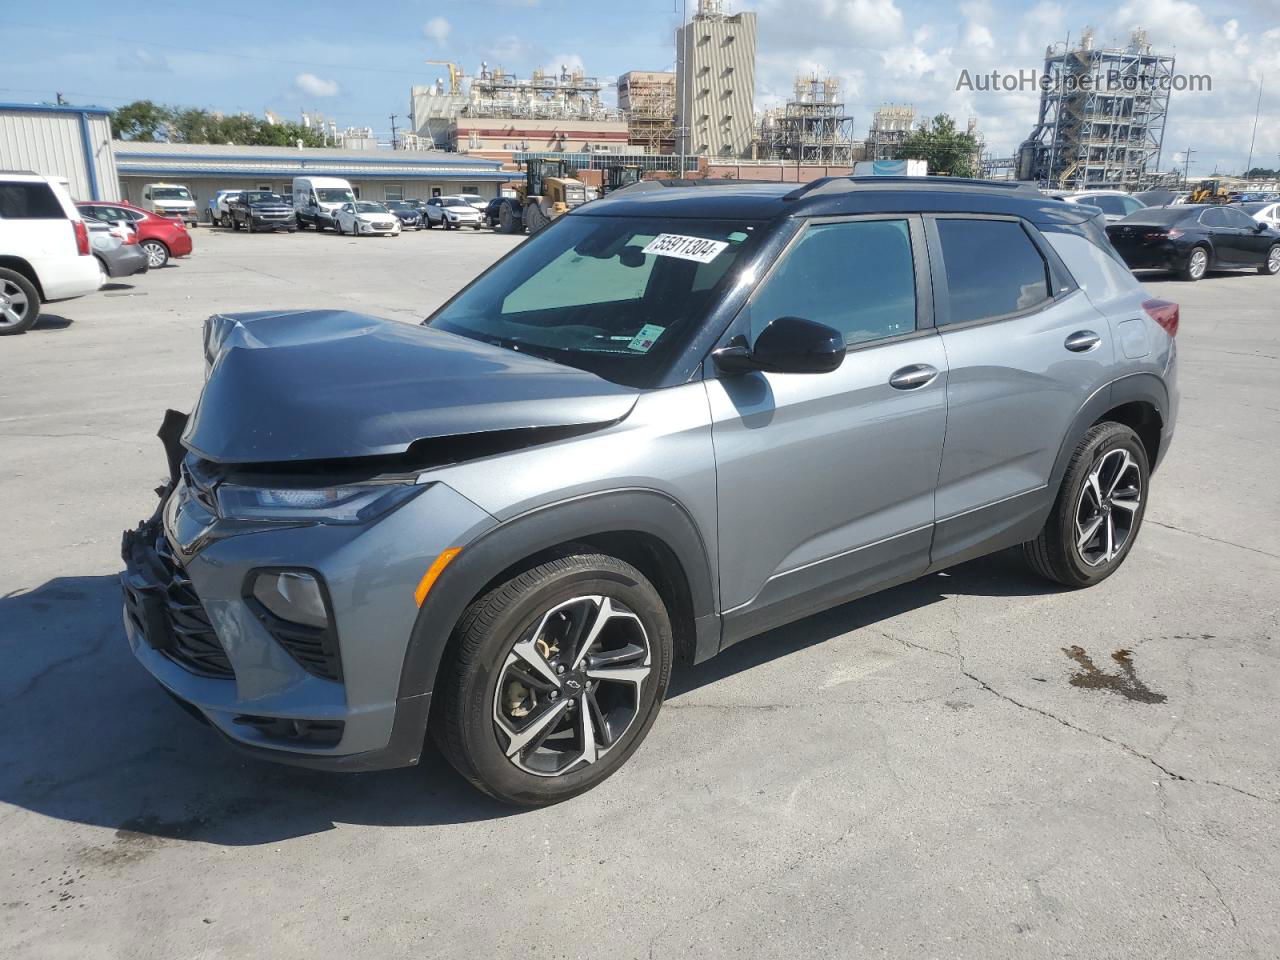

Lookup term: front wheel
[435,553,673,806]
[1260,244,1280,276]
[1024,422,1149,587]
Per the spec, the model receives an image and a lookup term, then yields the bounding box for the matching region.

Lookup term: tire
[473,223,482,231]
[141,239,169,269]
[247,218,256,234]
[497,204,518,234]
[1023,422,1149,588]
[94,256,109,288]
[1260,243,1280,276]
[1179,245,1208,281]
[526,203,549,234]
[231,216,241,232]
[0,267,40,335]
[435,552,674,806]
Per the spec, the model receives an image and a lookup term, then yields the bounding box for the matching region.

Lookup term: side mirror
[1255,221,1268,232]
[712,316,845,376]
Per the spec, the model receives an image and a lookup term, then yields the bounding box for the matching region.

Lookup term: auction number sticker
[642,234,729,263]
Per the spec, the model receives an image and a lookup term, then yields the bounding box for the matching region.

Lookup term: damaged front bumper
[120,413,496,771]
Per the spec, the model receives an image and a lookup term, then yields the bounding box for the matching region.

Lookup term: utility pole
[1245,74,1263,181]
[1180,147,1196,187]
[389,114,399,150]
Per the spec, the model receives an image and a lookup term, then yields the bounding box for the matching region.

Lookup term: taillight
[73,219,90,256]
[122,229,138,245]
[1143,298,1179,337]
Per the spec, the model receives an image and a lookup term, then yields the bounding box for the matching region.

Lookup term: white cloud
[117,48,172,73]
[423,16,451,45]
[294,73,339,97]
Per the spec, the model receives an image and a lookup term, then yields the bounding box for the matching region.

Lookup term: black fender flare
[1047,373,1170,499]
[397,488,719,701]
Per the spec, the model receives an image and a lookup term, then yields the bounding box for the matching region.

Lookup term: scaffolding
[756,74,855,164]
[866,105,916,161]
[1019,28,1174,189]
[619,72,675,154]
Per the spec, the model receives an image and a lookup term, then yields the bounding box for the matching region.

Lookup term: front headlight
[216,480,426,525]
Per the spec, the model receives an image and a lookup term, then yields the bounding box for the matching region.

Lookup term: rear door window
[934,218,1051,325]
[748,218,917,346]
[0,182,64,219]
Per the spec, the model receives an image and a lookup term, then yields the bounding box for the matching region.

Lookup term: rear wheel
[526,203,549,234]
[435,553,673,806]
[1024,422,1148,587]
[141,239,169,269]
[1260,244,1280,276]
[0,268,40,335]
[1179,245,1208,281]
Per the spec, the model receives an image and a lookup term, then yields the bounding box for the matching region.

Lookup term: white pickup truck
[0,172,101,334]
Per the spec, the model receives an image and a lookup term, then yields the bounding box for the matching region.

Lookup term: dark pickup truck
[227,191,297,233]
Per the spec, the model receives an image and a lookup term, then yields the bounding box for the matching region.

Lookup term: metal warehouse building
[0,102,120,201]
[112,141,512,219]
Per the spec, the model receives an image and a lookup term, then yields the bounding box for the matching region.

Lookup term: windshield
[152,187,192,201]
[441,198,470,208]
[356,202,388,213]
[426,214,765,388]
[1119,207,1196,224]
[317,188,354,203]
[244,192,282,204]
[388,201,412,210]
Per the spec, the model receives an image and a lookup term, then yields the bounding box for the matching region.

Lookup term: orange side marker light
[414,547,462,607]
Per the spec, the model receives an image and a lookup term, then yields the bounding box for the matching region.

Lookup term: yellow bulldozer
[1188,180,1232,204]
[495,158,588,234]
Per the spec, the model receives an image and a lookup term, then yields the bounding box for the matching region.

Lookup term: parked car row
[203,176,492,236]
[0,172,195,335]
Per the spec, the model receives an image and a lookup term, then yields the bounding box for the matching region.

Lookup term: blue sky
[4,0,1277,173]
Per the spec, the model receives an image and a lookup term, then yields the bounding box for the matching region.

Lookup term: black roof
[577,176,1097,225]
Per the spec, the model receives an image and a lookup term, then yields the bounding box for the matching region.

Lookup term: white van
[141,183,199,226]
[0,172,102,334]
[293,177,355,232]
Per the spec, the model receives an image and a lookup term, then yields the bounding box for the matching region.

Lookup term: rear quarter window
[935,218,1051,325]
[0,182,65,219]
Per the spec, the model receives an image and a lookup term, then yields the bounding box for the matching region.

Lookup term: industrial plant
[757,75,857,165]
[1018,28,1176,189]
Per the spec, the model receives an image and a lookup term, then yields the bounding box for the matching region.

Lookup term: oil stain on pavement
[1062,646,1168,704]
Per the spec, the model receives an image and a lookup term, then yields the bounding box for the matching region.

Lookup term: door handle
[1064,330,1101,353]
[888,364,939,390]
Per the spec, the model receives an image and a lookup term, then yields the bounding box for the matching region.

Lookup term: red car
[76,201,193,269]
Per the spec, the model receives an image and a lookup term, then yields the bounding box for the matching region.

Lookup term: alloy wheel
[1189,248,1207,279]
[1268,246,1280,274]
[0,278,30,330]
[1074,448,1142,567]
[492,595,652,777]
[143,241,167,268]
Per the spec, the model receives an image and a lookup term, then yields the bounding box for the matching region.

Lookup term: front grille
[122,525,234,679]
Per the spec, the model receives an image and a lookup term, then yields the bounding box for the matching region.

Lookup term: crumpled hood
[184,310,638,464]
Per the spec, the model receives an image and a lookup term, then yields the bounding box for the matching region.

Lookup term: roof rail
[783,176,1042,201]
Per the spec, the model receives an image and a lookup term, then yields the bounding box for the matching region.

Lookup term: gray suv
[121,178,1179,805]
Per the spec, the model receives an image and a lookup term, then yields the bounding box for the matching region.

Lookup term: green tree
[898,113,979,177]
[111,100,169,141]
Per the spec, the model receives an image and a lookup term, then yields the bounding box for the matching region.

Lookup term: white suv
[424,196,483,230]
[0,172,101,334]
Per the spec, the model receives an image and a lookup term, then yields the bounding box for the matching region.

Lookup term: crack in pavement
[1154,781,1247,948]
[1146,519,1280,562]
[881,631,1276,807]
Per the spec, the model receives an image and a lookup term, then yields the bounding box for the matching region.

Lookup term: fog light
[251,570,329,628]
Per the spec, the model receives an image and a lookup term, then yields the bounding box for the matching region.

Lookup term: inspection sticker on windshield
[642,234,729,263]
[628,324,666,353]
